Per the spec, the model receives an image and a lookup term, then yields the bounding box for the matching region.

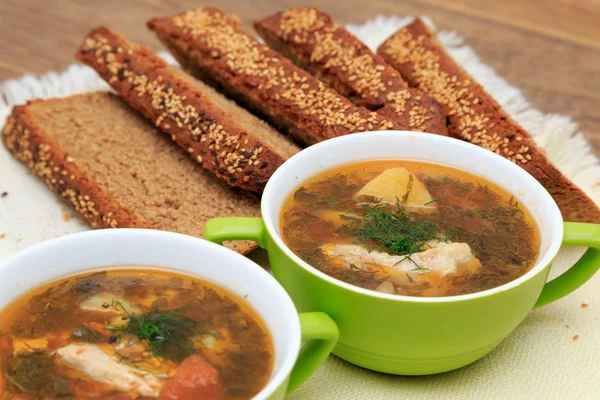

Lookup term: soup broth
[280,160,540,297]
[0,269,273,400]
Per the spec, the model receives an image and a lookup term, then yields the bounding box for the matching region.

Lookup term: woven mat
[1,16,599,400]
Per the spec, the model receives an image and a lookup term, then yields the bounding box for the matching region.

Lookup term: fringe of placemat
[2,16,600,203]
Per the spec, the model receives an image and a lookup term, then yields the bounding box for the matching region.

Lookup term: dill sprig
[117,302,203,362]
[340,199,451,258]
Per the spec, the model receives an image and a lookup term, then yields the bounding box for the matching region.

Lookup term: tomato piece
[159,355,224,400]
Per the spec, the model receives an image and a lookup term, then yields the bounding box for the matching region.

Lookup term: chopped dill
[340,199,451,258]
[117,302,204,362]
[3,351,61,396]
[396,254,430,272]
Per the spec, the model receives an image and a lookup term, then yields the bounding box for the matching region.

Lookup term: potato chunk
[355,167,435,213]
[314,210,357,227]
[12,338,48,356]
[78,292,143,315]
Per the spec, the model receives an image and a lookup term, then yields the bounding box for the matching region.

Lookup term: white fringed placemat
[1,16,599,400]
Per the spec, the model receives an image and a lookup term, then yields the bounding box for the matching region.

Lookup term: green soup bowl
[205,131,600,375]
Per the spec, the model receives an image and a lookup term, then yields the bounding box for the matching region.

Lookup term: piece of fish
[321,242,481,287]
[56,343,162,398]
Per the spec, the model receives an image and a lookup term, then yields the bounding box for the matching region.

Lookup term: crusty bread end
[378,19,600,223]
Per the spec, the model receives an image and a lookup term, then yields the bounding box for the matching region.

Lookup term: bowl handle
[535,222,600,308]
[288,312,339,393]
[204,217,267,248]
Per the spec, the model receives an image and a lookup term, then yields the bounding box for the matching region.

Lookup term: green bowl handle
[204,217,267,248]
[535,222,600,308]
[287,312,339,393]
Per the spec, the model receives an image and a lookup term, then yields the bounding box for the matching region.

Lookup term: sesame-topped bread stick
[377,19,600,223]
[1,93,259,254]
[147,7,400,146]
[254,7,447,136]
[76,26,300,194]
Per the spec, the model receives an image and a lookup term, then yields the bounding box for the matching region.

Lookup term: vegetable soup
[280,160,540,297]
[0,269,273,399]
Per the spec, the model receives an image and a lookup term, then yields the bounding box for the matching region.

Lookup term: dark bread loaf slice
[254,7,447,136]
[377,19,600,223]
[1,92,259,253]
[147,7,400,147]
[76,26,300,194]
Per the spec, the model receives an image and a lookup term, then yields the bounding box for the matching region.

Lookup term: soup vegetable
[0,269,272,399]
[280,161,540,297]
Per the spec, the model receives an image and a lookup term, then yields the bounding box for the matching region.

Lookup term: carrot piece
[0,334,12,353]
[85,322,112,337]
[159,354,224,400]
[117,341,147,357]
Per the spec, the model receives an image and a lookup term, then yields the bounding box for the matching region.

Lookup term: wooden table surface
[1,0,599,154]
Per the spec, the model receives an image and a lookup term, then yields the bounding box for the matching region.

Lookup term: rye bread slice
[377,19,600,223]
[1,92,259,253]
[147,7,400,147]
[254,7,447,136]
[76,26,300,194]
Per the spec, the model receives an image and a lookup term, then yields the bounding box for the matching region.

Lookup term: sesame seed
[171,7,396,137]
[382,25,531,163]
[271,7,427,128]
[83,30,265,182]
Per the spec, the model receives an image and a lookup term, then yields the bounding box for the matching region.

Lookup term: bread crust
[147,7,400,146]
[2,98,147,230]
[377,19,600,223]
[76,26,296,194]
[1,93,258,254]
[254,7,447,136]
